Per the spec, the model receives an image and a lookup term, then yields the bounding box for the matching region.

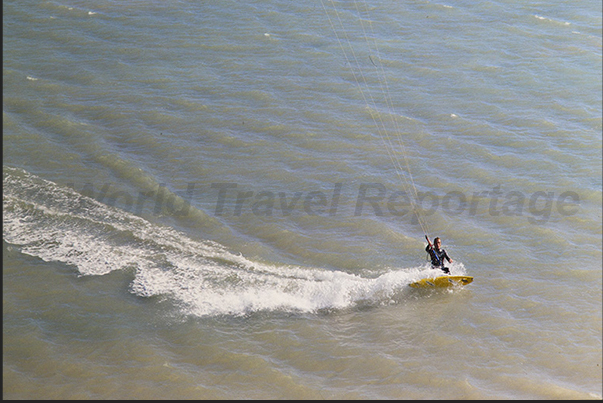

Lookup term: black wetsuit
[425,245,451,274]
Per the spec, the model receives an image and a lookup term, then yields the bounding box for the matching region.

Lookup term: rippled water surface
[3,0,601,399]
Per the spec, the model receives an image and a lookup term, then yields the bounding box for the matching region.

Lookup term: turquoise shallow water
[3,0,602,399]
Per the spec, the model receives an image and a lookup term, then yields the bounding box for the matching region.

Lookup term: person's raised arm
[425,235,433,249]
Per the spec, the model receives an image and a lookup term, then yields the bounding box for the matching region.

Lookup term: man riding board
[425,235,453,274]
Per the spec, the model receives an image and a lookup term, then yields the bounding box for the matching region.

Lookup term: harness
[427,246,444,267]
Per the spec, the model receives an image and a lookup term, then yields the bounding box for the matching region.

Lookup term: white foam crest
[533,14,571,26]
[129,255,466,317]
[2,167,340,282]
[3,167,230,275]
[130,258,427,317]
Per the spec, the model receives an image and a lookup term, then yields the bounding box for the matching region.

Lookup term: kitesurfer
[425,236,453,274]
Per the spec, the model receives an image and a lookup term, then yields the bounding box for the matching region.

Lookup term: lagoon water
[3,0,602,399]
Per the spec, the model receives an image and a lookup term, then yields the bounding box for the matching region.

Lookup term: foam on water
[3,166,464,317]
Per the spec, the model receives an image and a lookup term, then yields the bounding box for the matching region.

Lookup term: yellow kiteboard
[409,275,473,288]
